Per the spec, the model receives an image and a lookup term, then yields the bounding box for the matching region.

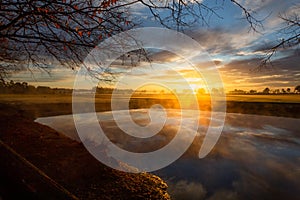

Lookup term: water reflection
[36,110,300,200]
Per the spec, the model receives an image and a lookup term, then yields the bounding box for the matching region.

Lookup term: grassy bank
[0,103,170,200]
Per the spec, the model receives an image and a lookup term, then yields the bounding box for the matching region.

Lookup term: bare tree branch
[256,8,300,71]
[230,0,264,33]
[0,0,264,80]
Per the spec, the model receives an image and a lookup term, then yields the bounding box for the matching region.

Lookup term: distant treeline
[0,80,73,94]
[0,80,133,94]
[94,87,133,94]
[228,86,300,95]
[1,80,300,95]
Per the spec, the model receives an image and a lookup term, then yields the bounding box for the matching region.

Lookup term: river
[35,109,300,200]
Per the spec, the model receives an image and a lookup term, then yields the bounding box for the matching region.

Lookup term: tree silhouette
[197,88,206,95]
[258,6,300,69]
[0,0,136,80]
[263,87,270,94]
[0,0,266,81]
[295,85,300,93]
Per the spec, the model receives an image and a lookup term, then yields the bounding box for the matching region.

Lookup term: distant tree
[229,89,246,95]
[36,86,51,94]
[197,88,206,95]
[287,88,291,93]
[0,80,38,93]
[295,85,300,93]
[281,88,286,94]
[27,85,36,94]
[263,87,270,94]
[273,89,280,94]
[0,79,6,93]
[8,80,14,87]
[22,82,28,88]
[249,90,257,94]
[12,82,26,93]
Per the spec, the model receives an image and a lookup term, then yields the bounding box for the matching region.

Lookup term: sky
[11,0,300,92]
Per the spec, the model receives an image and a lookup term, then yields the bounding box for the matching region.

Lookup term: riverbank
[0,103,170,199]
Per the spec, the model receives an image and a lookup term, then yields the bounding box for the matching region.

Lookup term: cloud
[188,28,262,58]
[167,180,207,200]
[207,189,239,200]
[185,1,299,61]
[8,1,299,92]
[218,51,300,91]
[10,67,77,88]
[234,0,274,12]
[149,50,181,63]
[257,1,299,30]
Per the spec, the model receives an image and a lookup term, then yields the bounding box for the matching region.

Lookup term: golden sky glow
[7,0,300,93]
[10,55,299,93]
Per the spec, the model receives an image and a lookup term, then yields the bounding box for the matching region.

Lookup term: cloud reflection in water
[36,110,300,200]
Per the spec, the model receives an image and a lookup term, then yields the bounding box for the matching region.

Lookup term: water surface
[36,110,300,200]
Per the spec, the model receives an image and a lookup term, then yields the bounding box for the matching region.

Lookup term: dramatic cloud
[11,67,77,88]
[220,52,300,91]
[10,0,299,92]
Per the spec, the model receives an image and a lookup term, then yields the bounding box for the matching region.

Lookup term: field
[226,94,300,103]
[0,93,299,118]
[1,93,299,104]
